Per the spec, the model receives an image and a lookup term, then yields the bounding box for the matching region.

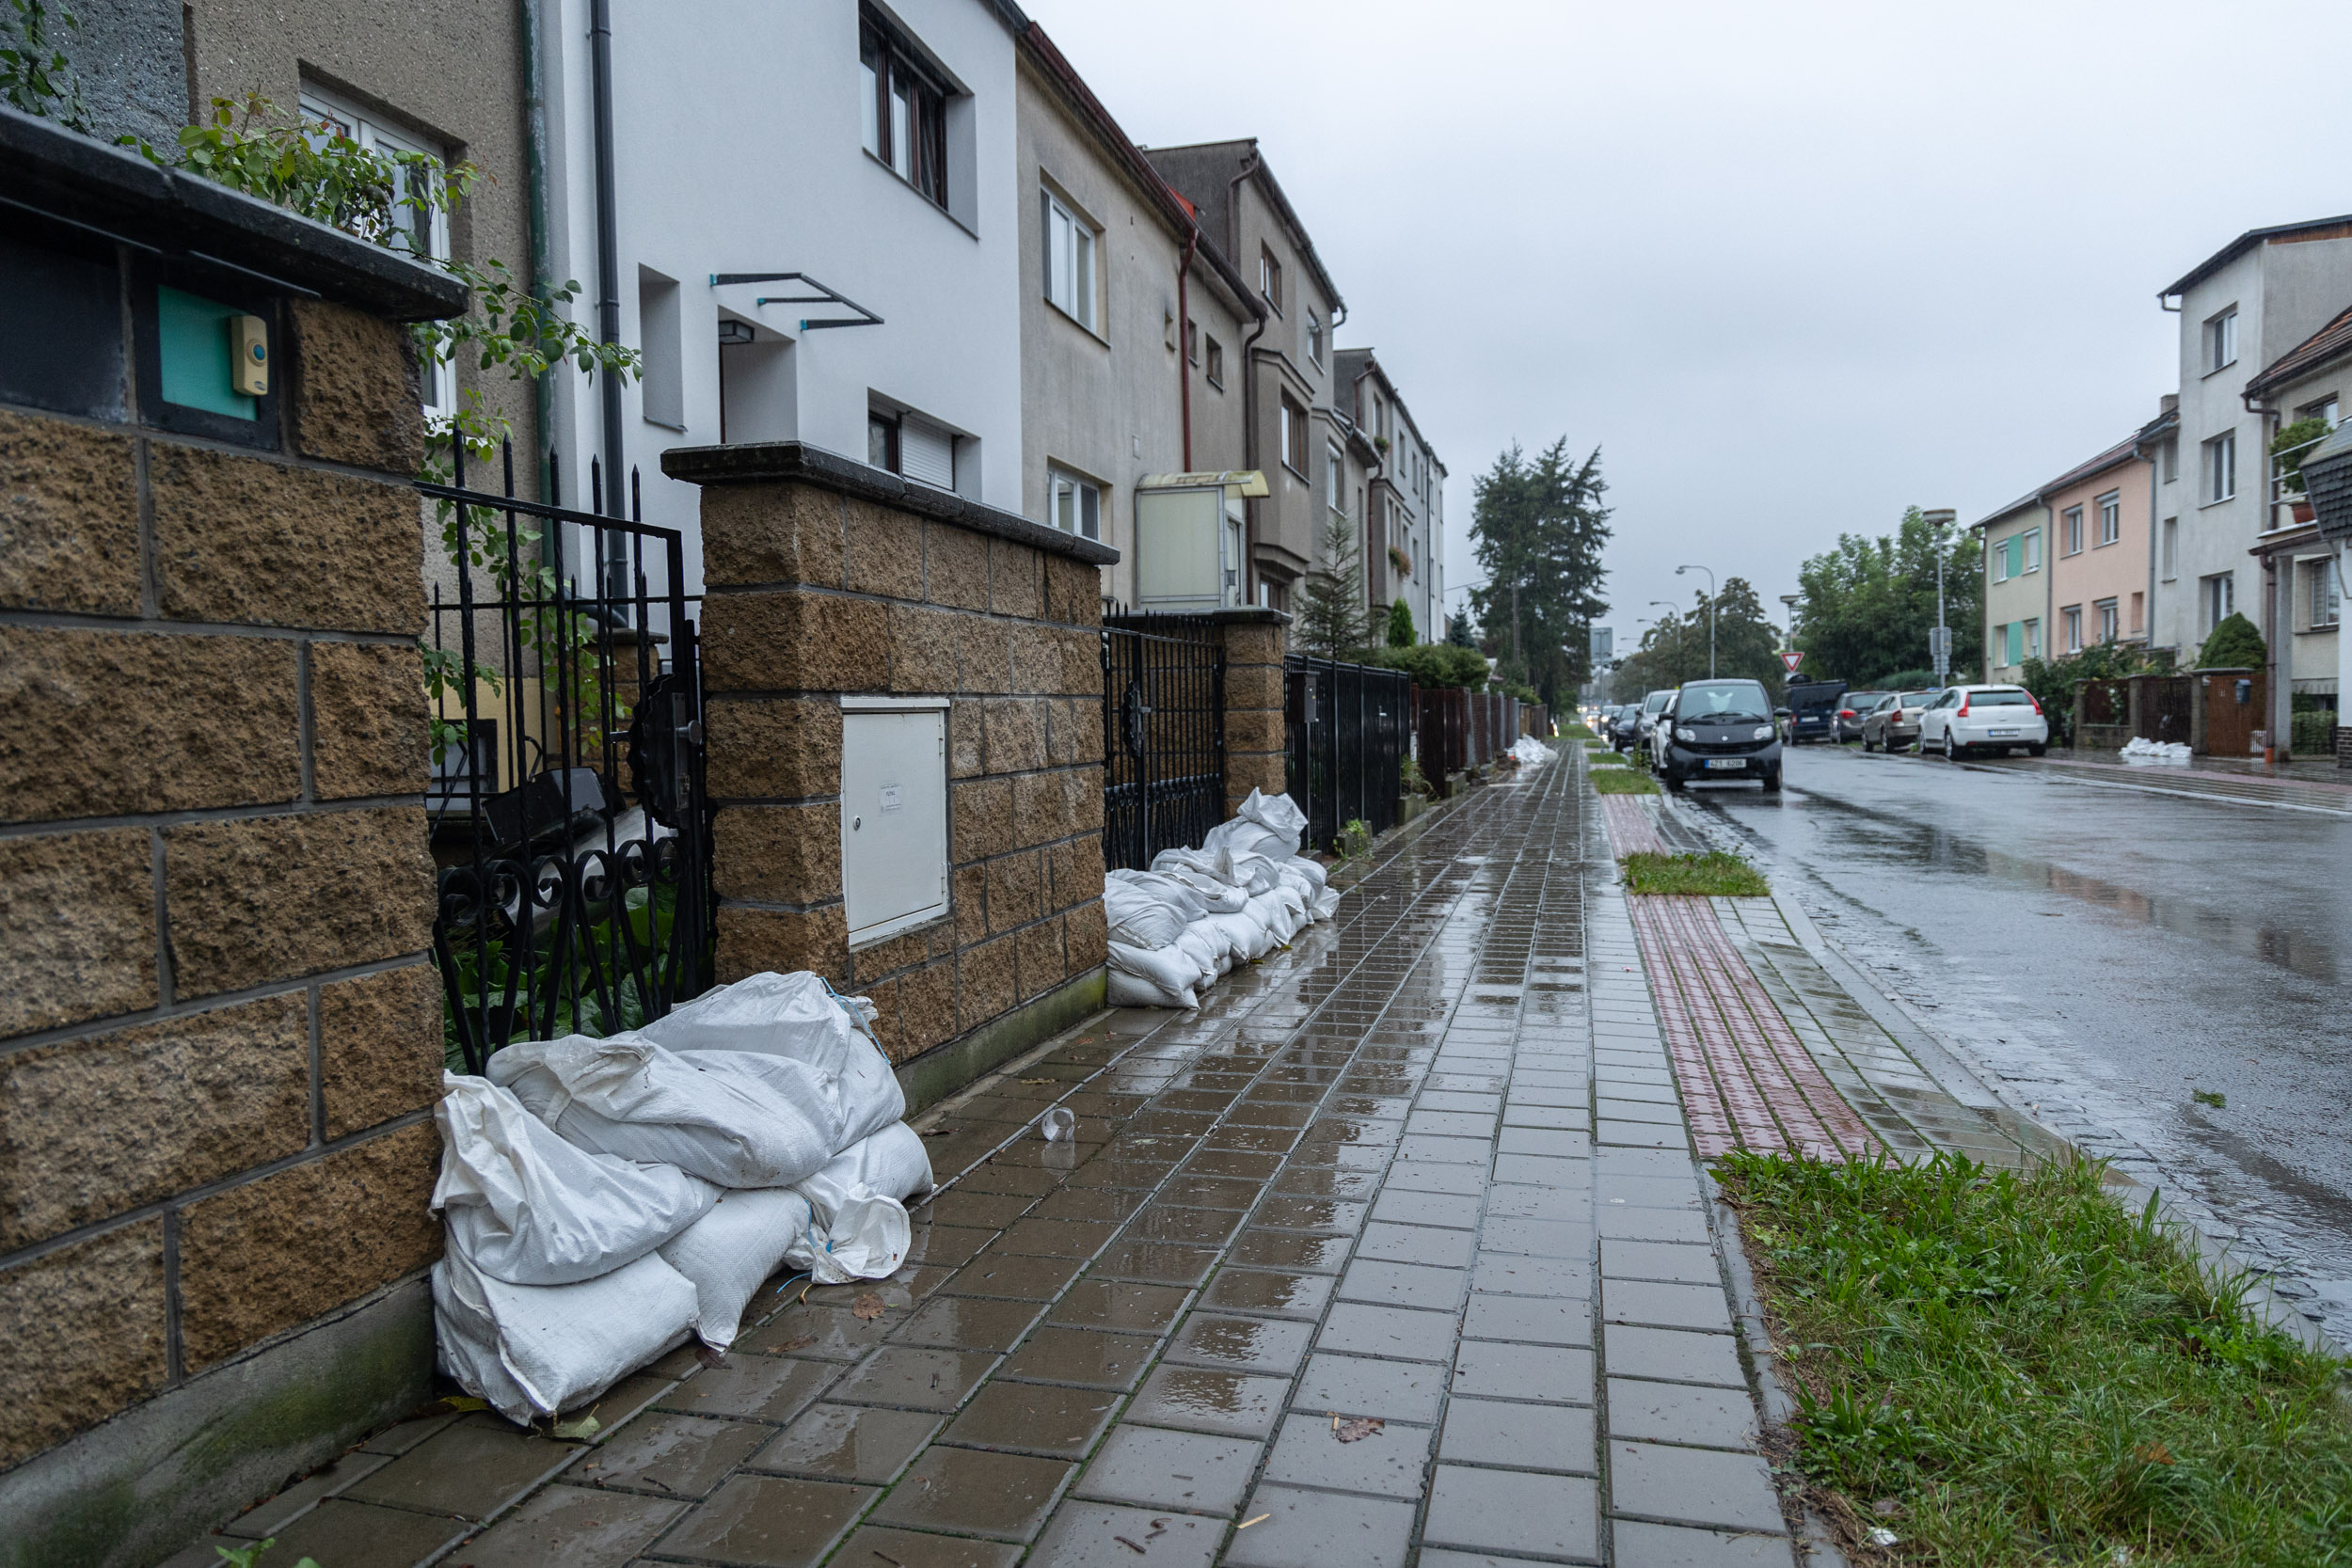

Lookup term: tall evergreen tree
[1297,505,1370,659]
[1469,438,1613,710]
[1385,597,1416,647]
[1446,609,1476,648]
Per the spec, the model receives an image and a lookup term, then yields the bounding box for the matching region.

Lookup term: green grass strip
[1589,768,1659,795]
[1588,752,1630,768]
[1621,849,1768,895]
[1717,1149,2352,1566]
[1564,721,1597,738]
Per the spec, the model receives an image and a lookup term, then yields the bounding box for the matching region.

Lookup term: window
[1307,311,1323,365]
[1205,337,1224,388]
[2023,528,2041,572]
[1326,440,1345,514]
[1259,245,1283,314]
[2097,490,2121,546]
[2160,439,2177,483]
[2130,592,2143,634]
[2301,395,2341,430]
[2062,605,2082,653]
[1041,190,1095,330]
[2203,307,2237,373]
[2202,430,2235,504]
[2024,618,2040,660]
[1993,535,2013,583]
[2311,558,2343,628]
[868,411,900,472]
[1048,467,1101,541]
[2201,571,2234,632]
[2161,516,2178,579]
[861,11,948,207]
[1279,392,1308,474]
[2062,506,2083,556]
[2095,598,2119,642]
[1184,318,1198,365]
[298,87,452,416]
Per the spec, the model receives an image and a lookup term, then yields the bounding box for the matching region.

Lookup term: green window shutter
[2008,537,2024,578]
[2008,623,2024,665]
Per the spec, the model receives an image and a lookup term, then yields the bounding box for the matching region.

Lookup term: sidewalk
[163,748,1815,1568]
[1968,751,2352,816]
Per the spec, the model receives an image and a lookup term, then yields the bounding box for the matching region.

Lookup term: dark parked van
[1783,679,1848,744]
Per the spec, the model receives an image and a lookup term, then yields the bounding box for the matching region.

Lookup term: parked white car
[1916,685,2049,760]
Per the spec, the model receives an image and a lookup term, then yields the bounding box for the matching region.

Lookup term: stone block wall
[1,300,450,1485]
[1209,609,1292,815]
[665,444,1117,1069]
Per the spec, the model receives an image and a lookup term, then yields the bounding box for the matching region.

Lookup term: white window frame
[1047,466,1101,541]
[2204,307,2238,374]
[1307,310,1324,365]
[2062,505,2083,556]
[2311,558,2342,629]
[2202,430,2236,504]
[2094,598,2119,643]
[1041,189,1096,332]
[2062,605,2082,653]
[1993,535,2012,584]
[298,87,453,418]
[2201,571,2234,632]
[2022,527,2041,573]
[2096,490,2121,546]
[2024,618,2041,660]
[1326,439,1346,515]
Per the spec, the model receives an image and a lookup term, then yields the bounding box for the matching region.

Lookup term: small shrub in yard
[1717,1149,2352,1567]
[1589,768,1660,795]
[1621,850,1769,895]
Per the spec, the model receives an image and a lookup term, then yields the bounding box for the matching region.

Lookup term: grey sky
[1031,0,2352,645]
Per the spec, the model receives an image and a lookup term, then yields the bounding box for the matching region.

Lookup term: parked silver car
[1859,689,1939,752]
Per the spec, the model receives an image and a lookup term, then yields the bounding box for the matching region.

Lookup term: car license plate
[1704,758,1745,770]
[1988,727,2020,737]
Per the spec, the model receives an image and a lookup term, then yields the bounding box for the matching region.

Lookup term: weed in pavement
[1716,1149,2352,1567]
[1589,768,1660,795]
[1622,850,1769,895]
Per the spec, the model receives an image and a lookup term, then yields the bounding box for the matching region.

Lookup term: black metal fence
[1286,655,1415,852]
[1101,613,1226,870]
[421,443,714,1072]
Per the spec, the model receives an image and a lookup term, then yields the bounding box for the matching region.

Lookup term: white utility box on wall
[839,696,949,945]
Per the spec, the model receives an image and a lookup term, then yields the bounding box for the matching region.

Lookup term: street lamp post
[1677,564,1715,677]
[1922,509,1957,682]
[1648,600,1681,684]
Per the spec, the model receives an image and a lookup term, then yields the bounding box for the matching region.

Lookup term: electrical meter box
[839,697,949,945]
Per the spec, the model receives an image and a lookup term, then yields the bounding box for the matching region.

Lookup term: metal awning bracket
[709,271,883,331]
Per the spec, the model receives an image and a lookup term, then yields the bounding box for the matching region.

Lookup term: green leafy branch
[0,0,87,130]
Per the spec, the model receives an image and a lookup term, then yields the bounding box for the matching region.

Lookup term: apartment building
[2152,215,2352,659]
[2242,301,2350,744]
[537,0,1027,592]
[1332,348,1446,641]
[1147,140,1346,611]
[1976,493,2049,681]
[1011,26,1261,612]
[2044,436,2153,657]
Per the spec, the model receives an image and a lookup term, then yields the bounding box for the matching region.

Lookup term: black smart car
[1653,678,1783,791]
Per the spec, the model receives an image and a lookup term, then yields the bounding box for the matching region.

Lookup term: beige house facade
[1976,493,2050,682]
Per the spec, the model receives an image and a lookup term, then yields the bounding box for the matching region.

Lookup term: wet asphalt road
[1663,741,2352,1336]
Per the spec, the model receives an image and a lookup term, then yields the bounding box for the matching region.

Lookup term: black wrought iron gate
[421,443,716,1072]
[1101,613,1225,870]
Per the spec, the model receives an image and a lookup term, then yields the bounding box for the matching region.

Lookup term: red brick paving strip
[1628,895,1880,1162]
[1597,795,1666,856]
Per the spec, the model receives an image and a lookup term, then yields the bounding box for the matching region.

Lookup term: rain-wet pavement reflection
[1677,744,2352,1337]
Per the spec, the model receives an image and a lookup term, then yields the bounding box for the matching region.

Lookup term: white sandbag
[488,1034,836,1189]
[1150,847,1253,907]
[1201,907,1274,964]
[1202,817,1290,862]
[659,1186,814,1351]
[637,971,904,1149]
[1283,854,1327,894]
[1274,863,1321,911]
[434,1244,698,1424]
[1248,886,1306,945]
[1313,886,1341,920]
[1103,877,1188,950]
[789,1146,914,1283]
[1108,966,1199,1009]
[1510,736,1551,766]
[1111,939,1207,1005]
[1108,868,1210,922]
[827,1121,935,1203]
[1173,924,1227,982]
[1235,788,1309,854]
[432,1074,718,1286]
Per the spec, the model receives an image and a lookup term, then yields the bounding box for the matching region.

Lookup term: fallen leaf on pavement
[549,1411,600,1440]
[1334,1418,1383,1443]
[777,1335,817,1354]
[852,1292,887,1321]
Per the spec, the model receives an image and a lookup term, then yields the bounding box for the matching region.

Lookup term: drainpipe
[590,0,625,555]
[1177,223,1199,470]
[520,0,552,498]
[1228,150,1265,603]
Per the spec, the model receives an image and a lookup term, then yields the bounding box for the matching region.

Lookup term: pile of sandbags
[1105,789,1341,1009]
[1509,736,1552,767]
[2121,737,2191,765]
[430,971,933,1424]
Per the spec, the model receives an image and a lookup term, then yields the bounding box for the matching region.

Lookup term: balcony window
[861,12,949,208]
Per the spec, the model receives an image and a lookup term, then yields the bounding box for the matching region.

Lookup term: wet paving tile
[1026,1184,1152,1224]
[1482,1215,1594,1259]
[654,1474,873,1567]
[1607,1377,1761,1449]
[1437,1397,1597,1472]
[1071,1424,1263,1514]
[1603,1238,1724,1284]
[832,1526,1023,1568]
[452,1482,686,1568]
[953,1163,1067,1197]
[1126,1365,1290,1438]
[1602,1278,1735,1332]
[946,1250,1089,1300]
[746,1403,941,1483]
[339,1419,584,1520]
[1183,1148,1285,1180]
[1200,1267,1335,1321]
[892,1294,1045,1353]
[942,1379,1121,1457]
[581,1413,769,1498]
[1029,1502,1225,1566]
[1315,1301,1457,1362]
[220,1500,468,1568]
[1605,1325,1746,1387]
[1164,1312,1314,1376]
[804,1265,955,1313]
[1061,1156,1178,1190]
[902,1224,999,1270]
[1092,1239,1220,1286]
[1609,1441,1786,1534]
[738,1304,897,1361]
[1356,1221,1478,1268]
[1120,1203,1247,1247]
[1223,1482,1416,1568]
[915,1189,1037,1230]
[866,1446,1073,1543]
[1294,1352,1446,1423]
[1273,1164,1381,1200]
[829,1347,998,1411]
[1205,1124,1304,1154]
[1337,1259,1467,1311]
[1262,1409,1435,1498]
[1472,1253,1593,1300]
[1153,1174,1265,1210]
[1369,1188,1484,1229]
[1000,1324,1159,1389]
[1454,1339,1595,1403]
[1383,1160,1488,1196]
[1229,1229,1352,1272]
[993,1216,1120,1258]
[655,1354,834,1422]
[1422,1464,1600,1560]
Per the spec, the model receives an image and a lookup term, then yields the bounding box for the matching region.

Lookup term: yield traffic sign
[1780,650,1804,673]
